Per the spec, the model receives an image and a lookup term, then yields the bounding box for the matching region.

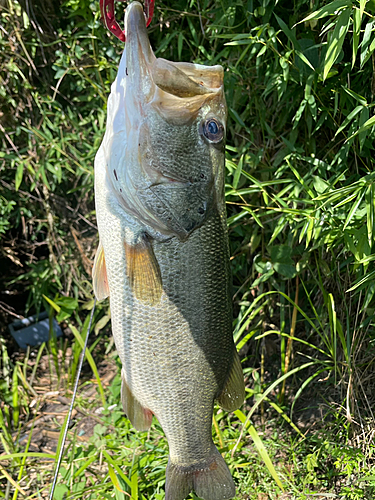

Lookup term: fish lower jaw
[145,166,208,186]
[148,170,190,186]
[150,178,189,187]
[140,163,185,186]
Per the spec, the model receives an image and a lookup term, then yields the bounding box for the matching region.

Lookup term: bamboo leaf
[295,50,316,71]
[15,162,24,191]
[233,155,244,189]
[359,106,370,150]
[343,188,365,229]
[360,0,367,17]
[360,20,375,68]
[241,206,264,228]
[346,114,375,141]
[342,87,367,106]
[298,0,351,24]
[352,7,361,66]
[365,184,374,245]
[347,269,375,292]
[335,105,364,136]
[323,8,351,81]
[274,14,300,49]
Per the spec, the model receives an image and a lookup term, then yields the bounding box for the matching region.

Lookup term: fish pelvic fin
[124,235,162,306]
[92,241,110,301]
[165,447,235,500]
[121,370,153,431]
[217,350,245,412]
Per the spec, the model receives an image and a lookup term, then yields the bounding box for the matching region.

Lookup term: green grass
[2,0,375,498]
[1,325,375,500]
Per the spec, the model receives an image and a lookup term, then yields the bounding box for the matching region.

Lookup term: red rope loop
[100,0,154,42]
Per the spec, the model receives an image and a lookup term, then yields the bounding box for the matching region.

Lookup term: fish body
[93,3,245,499]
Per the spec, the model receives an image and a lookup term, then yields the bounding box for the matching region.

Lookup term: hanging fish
[93,2,245,499]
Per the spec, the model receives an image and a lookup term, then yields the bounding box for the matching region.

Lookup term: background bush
[2,0,375,497]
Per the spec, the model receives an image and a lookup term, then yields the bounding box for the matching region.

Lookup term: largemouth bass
[93,3,245,499]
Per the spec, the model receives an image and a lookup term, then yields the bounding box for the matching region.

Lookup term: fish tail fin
[165,446,235,500]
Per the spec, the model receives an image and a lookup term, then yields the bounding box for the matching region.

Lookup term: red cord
[100,0,155,42]
[145,0,154,27]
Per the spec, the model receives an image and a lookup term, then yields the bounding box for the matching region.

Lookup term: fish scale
[125,220,231,465]
[93,3,245,499]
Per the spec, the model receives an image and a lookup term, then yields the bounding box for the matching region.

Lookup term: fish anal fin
[124,236,162,306]
[217,351,245,412]
[92,241,110,301]
[121,370,153,431]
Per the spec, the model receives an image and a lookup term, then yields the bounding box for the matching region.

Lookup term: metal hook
[100,0,154,42]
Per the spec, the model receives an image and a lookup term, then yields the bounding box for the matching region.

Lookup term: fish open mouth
[124,2,225,126]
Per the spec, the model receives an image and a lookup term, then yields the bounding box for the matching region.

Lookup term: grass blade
[232,361,318,457]
[0,464,27,498]
[68,323,106,406]
[234,410,284,491]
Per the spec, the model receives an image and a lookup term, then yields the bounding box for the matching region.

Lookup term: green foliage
[2,0,375,497]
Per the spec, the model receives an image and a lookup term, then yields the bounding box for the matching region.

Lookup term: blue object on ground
[9,311,62,349]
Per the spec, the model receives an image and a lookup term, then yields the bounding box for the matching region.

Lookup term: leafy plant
[2,0,375,498]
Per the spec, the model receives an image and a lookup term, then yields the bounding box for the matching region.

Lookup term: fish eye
[201,118,224,143]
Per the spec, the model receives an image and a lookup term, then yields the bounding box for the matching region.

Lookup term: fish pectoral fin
[92,241,110,301]
[124,235,162,306]
[217,351,245,412]
[121,370,153,431]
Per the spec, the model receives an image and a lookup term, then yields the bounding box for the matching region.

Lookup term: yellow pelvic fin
[124,236,162,306]
[121,370,153,431]
[92,241,110,301]
[217,351,245,412]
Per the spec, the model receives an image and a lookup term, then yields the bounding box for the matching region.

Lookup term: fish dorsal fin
[124,235,162,306]
[92,241,110,301]
[217,350,245,412]
[121,369,153,431]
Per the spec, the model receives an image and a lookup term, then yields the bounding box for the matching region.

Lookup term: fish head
[104,1,227,240]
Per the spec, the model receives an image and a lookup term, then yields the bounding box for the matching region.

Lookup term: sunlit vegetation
[1,0,375,498]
